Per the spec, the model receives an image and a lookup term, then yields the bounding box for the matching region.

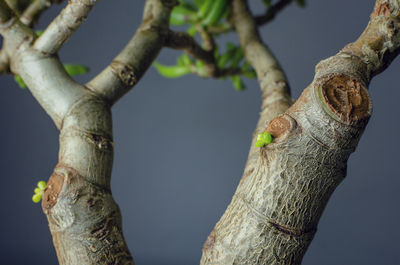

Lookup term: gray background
[0,1,399,264]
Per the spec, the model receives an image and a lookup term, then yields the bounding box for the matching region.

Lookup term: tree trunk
[1,0,400,264]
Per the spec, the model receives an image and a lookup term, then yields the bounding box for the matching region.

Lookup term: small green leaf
[35,30,44,37]
[201,0,230,26]
[34,187,41,194]
[198,0,214,19]
[14,75,27,88]
[217,49,236,68]
[194,60,207,76]
[37,181,47,190]
[32,193,42,203]
[241,62,257,78]
[230,47,244,67]
[177,54,192,66]
[230,75,245,91]
[216,43,238,68]
[153,62,191,78]
[64,64,89,76]
[170,5,198,25]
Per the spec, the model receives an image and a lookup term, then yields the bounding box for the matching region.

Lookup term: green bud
[34,187,41,194]
[14,75,27,88]
[255,131,273,147]
[255,140,265,147]
[37,181,47,190]
[32,193,42,203]
[261,131,273,144]
[64,64,89,76]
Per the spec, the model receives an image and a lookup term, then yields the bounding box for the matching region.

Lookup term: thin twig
[165,30,247,78]
[254,0,294,26]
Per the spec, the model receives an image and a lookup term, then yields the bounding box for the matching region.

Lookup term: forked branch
[87,0,176,104]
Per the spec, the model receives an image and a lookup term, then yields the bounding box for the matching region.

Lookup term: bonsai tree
[0,0,399,264]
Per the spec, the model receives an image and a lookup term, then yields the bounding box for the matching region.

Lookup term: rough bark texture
[0,0,174,264]
[200,0,400,264]
[1,0,400,264]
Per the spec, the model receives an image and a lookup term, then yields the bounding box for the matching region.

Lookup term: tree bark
[0,0,174,264]
[201,0,400,264]
[1,0,400,264]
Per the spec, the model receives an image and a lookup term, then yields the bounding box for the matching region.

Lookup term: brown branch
[254,0,294,26]
[165,30,219,77]
[165,30,214,64]
[165,30,251,78]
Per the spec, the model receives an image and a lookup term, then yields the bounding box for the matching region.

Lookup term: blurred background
[0,1,399,264]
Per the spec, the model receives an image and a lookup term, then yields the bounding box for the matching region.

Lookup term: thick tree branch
[0,0,92,127]
[254,0,293,26]
[86,0,176,105]
[34,0,97,54]
[201,0,400,264]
